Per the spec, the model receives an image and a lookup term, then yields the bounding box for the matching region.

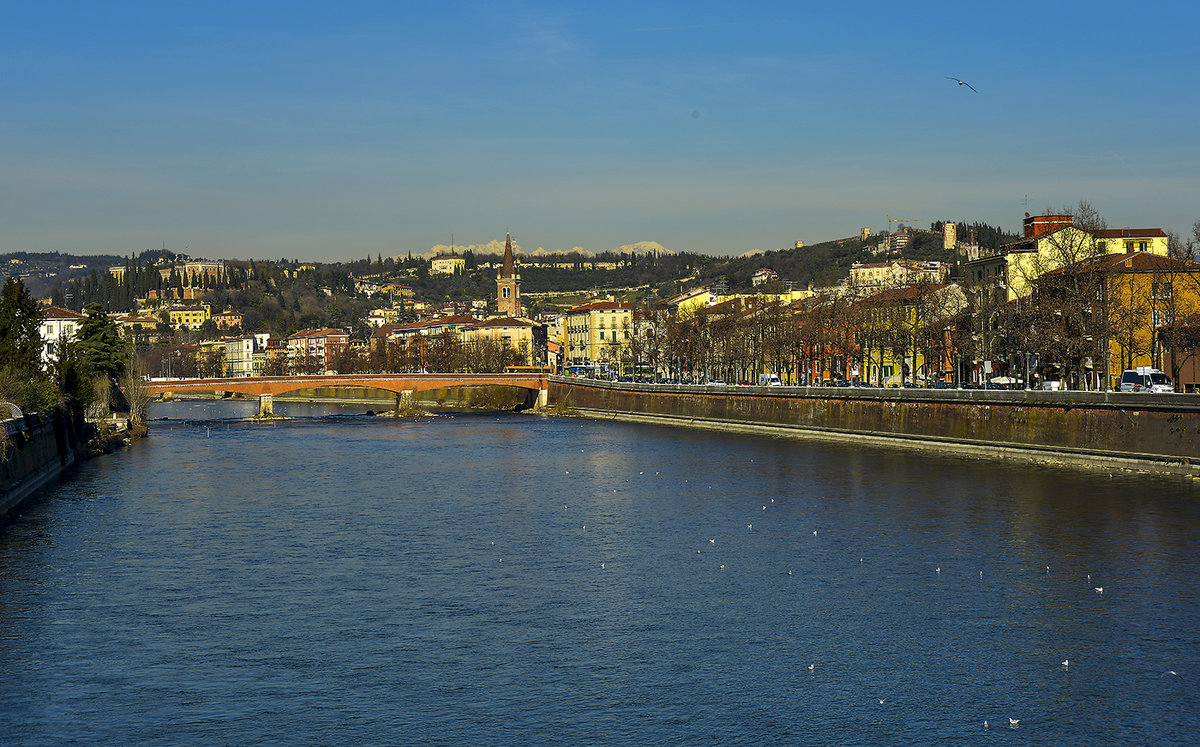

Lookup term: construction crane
[886,214,918,233]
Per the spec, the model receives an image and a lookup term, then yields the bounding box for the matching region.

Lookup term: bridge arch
[144,373,549,412]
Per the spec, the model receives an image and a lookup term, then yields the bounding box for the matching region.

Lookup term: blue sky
[3,1,1198,259]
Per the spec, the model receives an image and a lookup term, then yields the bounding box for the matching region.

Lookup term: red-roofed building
[463,316,547,366]
[286,328,349,372]
[39,306,85,363]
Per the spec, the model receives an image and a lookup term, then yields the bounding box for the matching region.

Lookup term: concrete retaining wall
[1,413,81,515]
[549,378,1200,474]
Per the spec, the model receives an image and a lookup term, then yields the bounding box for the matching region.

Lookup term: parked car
[1119,367,1174,393]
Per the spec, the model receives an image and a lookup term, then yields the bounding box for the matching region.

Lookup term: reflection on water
[1,403,1198,743]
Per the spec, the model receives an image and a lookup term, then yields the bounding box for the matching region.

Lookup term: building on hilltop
[751,268,779,287]
[430,253,465,276]
[496,233,522,317]
[167,304,211,330]
[849,260,949,290]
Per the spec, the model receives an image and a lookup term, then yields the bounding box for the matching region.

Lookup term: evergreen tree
[75,303,127,379]
[0,277,46,374]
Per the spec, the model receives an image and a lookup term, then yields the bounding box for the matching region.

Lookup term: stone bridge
[145,372,550,415]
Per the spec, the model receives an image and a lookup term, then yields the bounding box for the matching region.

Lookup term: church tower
[496,232,521,317]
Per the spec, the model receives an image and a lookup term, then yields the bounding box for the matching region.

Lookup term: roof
[860,283,951,305]
[1045,251,1200,277]
[566,301,631,314]
[288,328,349,339]
[1092,228,1168,239]
[500,233,516,278]
[470,316,537,328]
[42,305,84,320]
[427,314,481,326]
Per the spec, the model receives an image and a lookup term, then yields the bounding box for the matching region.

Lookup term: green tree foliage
[49,337,93,412]
[0,277,45,374]
[75,303,127,379]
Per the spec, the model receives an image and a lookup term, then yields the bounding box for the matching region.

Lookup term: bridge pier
[395,390,415,414]
[258,393,273,417]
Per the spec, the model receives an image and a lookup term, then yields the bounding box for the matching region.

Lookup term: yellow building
[462,317,545,365]
[430,255,466,276]
[1042,252,1200,388]
[168,304,211,330]
[856,283,967,386]
[965,214,1169,301]
[562,300,633,365]
[666,287,715,319]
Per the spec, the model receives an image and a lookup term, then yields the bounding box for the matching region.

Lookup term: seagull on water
[1008,717,1020,727]
[1095,586,1104,594]
[946,76,978,92]
[748,523,753,530]
[983,720,989,729]
[709,538,715,544]
[936,567,941,574]
[788,570,793,576]
[807,663,815,671]
[719,564,725,570]
[1062,659,1070,668]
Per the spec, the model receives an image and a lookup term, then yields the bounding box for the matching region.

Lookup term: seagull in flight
[946,76,977,92]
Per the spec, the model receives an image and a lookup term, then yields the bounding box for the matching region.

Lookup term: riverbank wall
[1,413,83,515]
[550,377,1200,476]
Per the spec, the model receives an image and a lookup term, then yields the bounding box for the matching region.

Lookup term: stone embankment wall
[550,377,1200,474]
[1,413,81,515]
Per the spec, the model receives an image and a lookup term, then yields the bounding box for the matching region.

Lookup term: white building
[40,306,85,364]
[224,336,257,377]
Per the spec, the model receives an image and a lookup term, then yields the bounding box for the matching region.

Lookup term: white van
[1119,367,1173,393]
[758,374,782,387]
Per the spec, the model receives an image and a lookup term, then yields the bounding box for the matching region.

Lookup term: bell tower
[496,232,521,317]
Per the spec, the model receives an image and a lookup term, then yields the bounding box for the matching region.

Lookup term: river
[2,401,1198,744]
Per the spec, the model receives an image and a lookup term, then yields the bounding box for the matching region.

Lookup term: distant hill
[411,239,675,260]
[0,251,126,299]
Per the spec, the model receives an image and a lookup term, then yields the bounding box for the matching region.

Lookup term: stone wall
[550,378,1200,470]
[1,413,81,515]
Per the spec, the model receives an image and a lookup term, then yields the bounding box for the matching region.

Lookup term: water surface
[2,402,1198,744]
